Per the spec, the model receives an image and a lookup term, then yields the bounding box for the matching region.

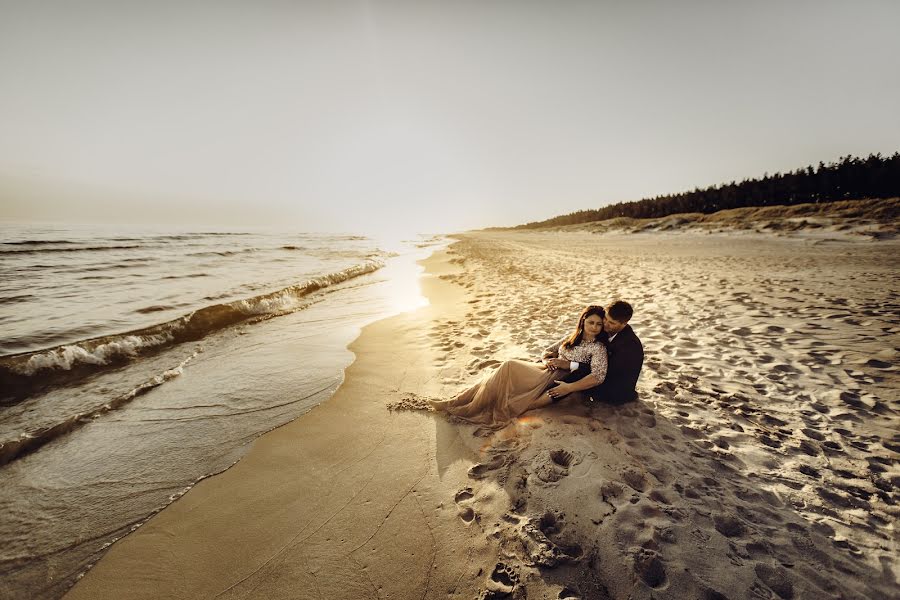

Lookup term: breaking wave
[0,260,383,403]
[0,352,197,467]
[0,244,144,255]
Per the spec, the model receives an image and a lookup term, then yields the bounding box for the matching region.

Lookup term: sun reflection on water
[377,257,429,315]
[369,234,449,316]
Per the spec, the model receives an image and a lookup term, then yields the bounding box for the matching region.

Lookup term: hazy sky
[1,1,898,234]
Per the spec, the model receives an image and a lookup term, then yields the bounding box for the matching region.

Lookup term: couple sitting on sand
[431,301,643,425]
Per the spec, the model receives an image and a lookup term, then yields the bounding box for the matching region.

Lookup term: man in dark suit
[571,300,643,404]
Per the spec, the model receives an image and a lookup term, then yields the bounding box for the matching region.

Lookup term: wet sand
[66,230,898,599]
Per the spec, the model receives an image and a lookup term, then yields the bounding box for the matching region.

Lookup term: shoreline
[65,230,898,599]
[1,241,437,600]
[64,246,491,599]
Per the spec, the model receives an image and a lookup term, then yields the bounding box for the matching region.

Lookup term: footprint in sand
[821,440,845,455]
[754,563,795,599]
[816,487,869,511]
[468,454,507,480]
[810,401,830,414]
[519,512,584,568]
[458,506,476,523]
[633,547,667,589]
[713,513,746,538]
[550,449,574,468]
[600,481,624,506]
[865,358,891,369]
[557,585,581,599]
[648,490,671,505]
[622,468,647,493]
[786,523,834,568]
[797,439,820,456]
[637,411,657,428]
[536,449,576,483]
[454,487,474,503]
[759,433,782,449]
[800,427,825,440]
[453,487,477,523]
[483,562,519,598]
[797,464,820,479]
[653,525,677,545]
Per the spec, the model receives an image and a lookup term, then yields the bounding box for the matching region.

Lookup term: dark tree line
[514,153,900,229]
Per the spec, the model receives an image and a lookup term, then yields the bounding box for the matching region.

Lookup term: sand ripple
[423,231,898,599]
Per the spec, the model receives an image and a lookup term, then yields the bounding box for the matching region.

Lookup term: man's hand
[544,358,570,371]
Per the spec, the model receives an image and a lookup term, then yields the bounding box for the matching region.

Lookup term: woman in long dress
[431,305,609,425]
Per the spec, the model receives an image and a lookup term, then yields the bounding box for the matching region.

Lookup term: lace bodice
[543,336,608,383]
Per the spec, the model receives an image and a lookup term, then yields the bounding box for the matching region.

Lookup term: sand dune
[536,197,899,240]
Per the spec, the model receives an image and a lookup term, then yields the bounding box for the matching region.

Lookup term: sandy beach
[65,229,898,600]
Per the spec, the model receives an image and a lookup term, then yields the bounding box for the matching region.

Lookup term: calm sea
[0,222,441,599]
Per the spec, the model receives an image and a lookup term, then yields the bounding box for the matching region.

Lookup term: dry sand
[66,230,898,599]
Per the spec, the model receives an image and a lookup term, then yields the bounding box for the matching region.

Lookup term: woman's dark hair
[563,305,605,348]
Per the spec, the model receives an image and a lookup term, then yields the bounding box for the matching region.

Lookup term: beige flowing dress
[434,336,608,425]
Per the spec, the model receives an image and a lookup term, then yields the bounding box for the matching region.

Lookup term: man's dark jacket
[569,325,643,404]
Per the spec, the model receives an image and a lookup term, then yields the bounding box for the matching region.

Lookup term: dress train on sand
[430,359,556,425]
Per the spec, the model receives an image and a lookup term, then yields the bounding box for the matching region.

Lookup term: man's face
[603,314,628,335]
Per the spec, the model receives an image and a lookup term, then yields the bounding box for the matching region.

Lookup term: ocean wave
[0,294,34,305]
[0,353,197,467]
[0,260,384,403]
[2,239,77,246]
[18,334,173,374]
[149,234,195,241]
[162,273,209,279]
[0,244,143,255]
[135,305,174,314]
[76,263,146,272]
[187,232,251,236]
[186,248,260,257]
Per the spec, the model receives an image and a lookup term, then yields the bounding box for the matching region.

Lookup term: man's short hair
[607,300,633,323]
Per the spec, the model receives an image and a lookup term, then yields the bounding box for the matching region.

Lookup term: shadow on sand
[429,395,895,600]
